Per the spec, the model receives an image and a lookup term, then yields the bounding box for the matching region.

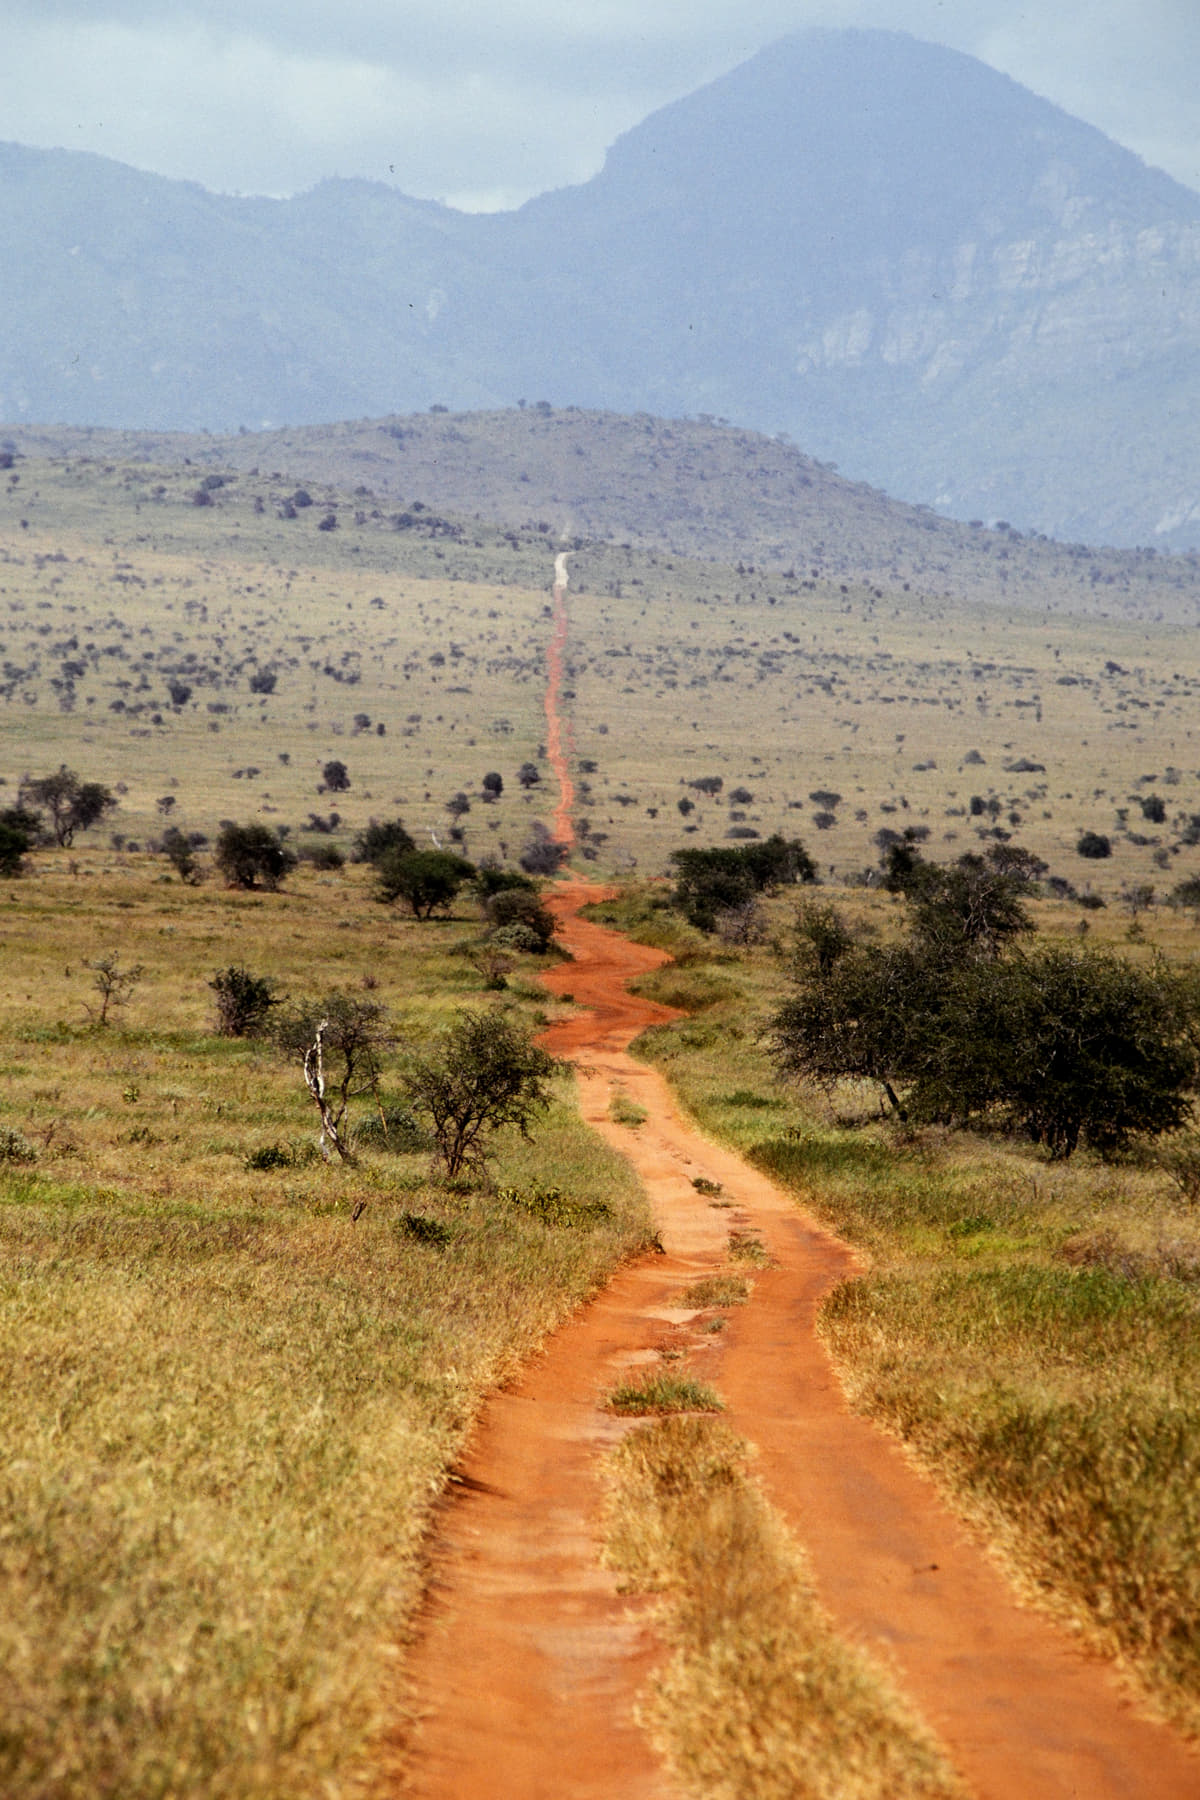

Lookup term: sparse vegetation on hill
[4,446,1200,898]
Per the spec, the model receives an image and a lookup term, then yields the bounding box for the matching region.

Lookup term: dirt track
[399,566,1200,1799]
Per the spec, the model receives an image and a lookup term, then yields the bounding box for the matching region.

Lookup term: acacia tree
[376,847,474,917]
[215,822,297,890]
[21,766,116,846]
[770,887,1197,1156]
[401,1009,560,1180]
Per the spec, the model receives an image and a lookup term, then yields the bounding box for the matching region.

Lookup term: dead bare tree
[279,993,391,1163]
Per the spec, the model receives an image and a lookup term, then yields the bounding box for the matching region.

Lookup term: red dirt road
[401,886,1200,1799]
[399,558,1199,1798]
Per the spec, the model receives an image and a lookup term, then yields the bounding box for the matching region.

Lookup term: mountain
[3,29,1200,547]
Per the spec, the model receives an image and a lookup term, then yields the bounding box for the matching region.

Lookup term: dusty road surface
[400,882,1200,1800]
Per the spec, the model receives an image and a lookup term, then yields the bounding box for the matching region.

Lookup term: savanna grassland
[0,856,654,1799]
[5,442,1200,903]
[6,413,1200,1796]
[589,880,1200,1735]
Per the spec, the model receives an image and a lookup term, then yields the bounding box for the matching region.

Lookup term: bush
[401,1008,560,1180]
[485,887,557,950]
[671,834,816,931]
[160,825,200,883]
[321,760,350,793]
[353,818,415,866]
[1077,831,1112,860]
[215,823,297,891]
[375,848,474,917]
[0,1126,37,1164]
[211,966,281,1037]
[0,806,41,876]
[350,1103,428,1153]
[302,843,345,870]
[519,824,567,875]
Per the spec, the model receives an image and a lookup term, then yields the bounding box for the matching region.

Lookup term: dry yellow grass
[603,1414,967,1800]
[0,856,653,1798]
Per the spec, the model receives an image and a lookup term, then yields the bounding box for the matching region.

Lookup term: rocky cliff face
[3,28,1200,547]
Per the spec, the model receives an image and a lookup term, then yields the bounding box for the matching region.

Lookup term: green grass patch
[606,1371,725,1415]
[608,1092,649,1129]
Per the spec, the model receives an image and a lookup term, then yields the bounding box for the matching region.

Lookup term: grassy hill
[8,408,1200,619]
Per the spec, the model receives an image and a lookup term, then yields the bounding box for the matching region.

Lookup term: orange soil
[399,563,1199,1799]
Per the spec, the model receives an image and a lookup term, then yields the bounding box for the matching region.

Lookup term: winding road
[398,563,1200,1800]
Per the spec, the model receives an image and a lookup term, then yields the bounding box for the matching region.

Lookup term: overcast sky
[1,1,1196,211]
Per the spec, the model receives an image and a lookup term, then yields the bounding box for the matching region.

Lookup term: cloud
[0,2,1196,202]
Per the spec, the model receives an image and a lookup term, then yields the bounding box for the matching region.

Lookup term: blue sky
[1,1,1196,208]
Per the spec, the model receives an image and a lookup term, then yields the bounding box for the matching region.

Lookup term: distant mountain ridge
[3,28,1200,547]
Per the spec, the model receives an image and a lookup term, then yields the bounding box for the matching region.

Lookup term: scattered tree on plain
[401,1008,560,1181]
[275,992,392,1163]
[83,954,145,1028]
[21,766,116,847]
[375,848,475,917]
[215,822,297,891]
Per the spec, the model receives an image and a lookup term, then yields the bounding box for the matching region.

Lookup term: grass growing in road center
[603,1414,967,1800]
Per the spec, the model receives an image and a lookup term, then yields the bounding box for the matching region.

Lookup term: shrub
[401,1008,560,1180]
[485,887,557,950]
[375,848,474,918]
[160,825,200,883]
[1077,831,1112,859]
[519,824,567,875]
[0,1126,37,1164]
[0,806,41,876]
[353,818,415,866]
[215,823,297,890]
[302,843,345,871]
[671,834,816,931]
[210,966,280,1037]
[321,760,350,793]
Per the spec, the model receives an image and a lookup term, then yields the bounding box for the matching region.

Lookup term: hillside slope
[8,409,1197,622]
